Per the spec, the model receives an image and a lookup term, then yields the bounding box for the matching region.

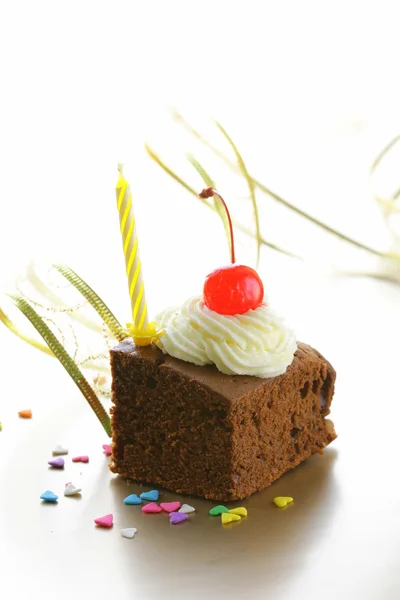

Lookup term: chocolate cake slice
[110,339,336,501]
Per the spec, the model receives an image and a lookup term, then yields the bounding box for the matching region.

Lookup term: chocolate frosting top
[111,339,323,403]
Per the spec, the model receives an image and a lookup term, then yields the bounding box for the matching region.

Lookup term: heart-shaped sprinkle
[170,512,188,525]
[52,444,68,455]
[142,502,162,513]
[209,505,229,516]
[273,496,294,508]
[160,501,181,513]
[221,513,241,524]
[120,527,137,539]
[140,490,159,502]
[179,504,195,514]
[72,456,89,463]
[229,507,247,517]
[40,490,58,502]
[18,409,32,419]
[48,457,65,469]
[64,483,82,496]
[123,494,142,505]
[102,444,112,456]
[94,514,113,528]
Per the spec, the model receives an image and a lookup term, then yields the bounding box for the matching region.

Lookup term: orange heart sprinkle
[18,409,32,419]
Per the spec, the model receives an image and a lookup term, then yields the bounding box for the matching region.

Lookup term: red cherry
[203,264,264,315]
[199,188,265,315]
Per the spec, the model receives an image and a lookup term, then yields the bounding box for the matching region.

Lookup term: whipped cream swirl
[155,296,296,378]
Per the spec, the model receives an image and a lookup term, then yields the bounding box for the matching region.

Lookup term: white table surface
[1,269,400,600]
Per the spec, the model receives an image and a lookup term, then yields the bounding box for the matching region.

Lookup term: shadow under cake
[109,340,336,501]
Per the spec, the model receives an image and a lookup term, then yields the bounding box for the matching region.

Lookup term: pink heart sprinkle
[94,513,113,528]
[72,456,89,463]
[142,502,162,513]
[102,444,112,456]
[65,482,72,487]
[160,501,181,513]
[170,512,188,525]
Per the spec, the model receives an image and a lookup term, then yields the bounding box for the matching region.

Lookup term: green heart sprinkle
[209,505,229,516]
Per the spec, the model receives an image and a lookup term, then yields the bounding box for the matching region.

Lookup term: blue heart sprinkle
[123,494,142,505]
[40,490,58,502]
[140,490,159,502]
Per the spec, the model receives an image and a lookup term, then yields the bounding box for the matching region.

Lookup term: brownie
[109,340,336,501]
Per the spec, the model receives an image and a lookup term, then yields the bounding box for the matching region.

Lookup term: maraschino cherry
[199,188,264,316]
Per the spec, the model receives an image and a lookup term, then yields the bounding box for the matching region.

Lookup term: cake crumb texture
[110,341,336,501]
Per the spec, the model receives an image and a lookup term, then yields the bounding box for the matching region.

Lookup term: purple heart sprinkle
[170,511,188,525]
[48,457,65,468]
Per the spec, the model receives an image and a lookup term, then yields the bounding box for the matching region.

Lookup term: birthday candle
[115,165,149,332]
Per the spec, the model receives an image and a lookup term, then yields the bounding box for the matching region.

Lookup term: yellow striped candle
[115,165,154,344]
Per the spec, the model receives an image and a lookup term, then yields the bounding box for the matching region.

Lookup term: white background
[1,2,400,599]
[1,0,399,304]
[0,0,398,357]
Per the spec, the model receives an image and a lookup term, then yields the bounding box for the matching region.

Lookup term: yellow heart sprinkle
[228,507,247,517]
[221,513,241,524]
[273,496,294,508]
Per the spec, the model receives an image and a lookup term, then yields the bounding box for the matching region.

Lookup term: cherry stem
[199,187,236,263]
